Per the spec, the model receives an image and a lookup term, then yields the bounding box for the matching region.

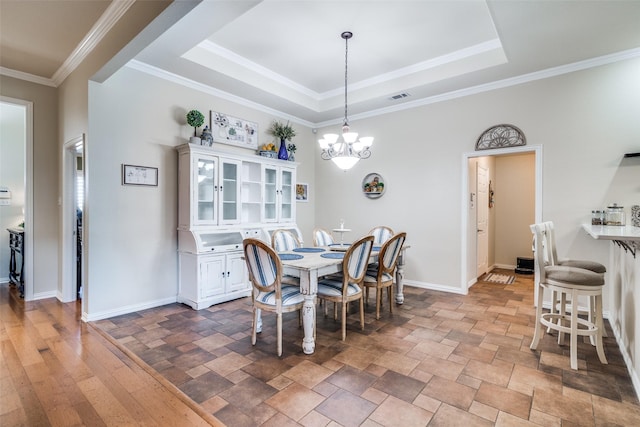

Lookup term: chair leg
[359,297,364,330]
[569,289,578,370]
[277,312,283,357]
[594,294,608,364]
[375,286,382,320]
[388,285,394,315]
[530,283,544,350]
[341,302,347,341]
[558,292,567,345]
[252,308,258,346]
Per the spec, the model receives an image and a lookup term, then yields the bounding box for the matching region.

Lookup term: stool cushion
[557,259,606,274]
[545,265,604,286]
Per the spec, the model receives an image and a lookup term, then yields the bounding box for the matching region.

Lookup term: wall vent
[389,92,410,101]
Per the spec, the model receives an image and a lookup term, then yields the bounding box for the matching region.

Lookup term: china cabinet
[176,143,298,309]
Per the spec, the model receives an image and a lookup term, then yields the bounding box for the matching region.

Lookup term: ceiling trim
[0,67,56,87]
[129,45,640,129]
[51,0,135,86]
[335,46,640,128]
[126,59,314,128]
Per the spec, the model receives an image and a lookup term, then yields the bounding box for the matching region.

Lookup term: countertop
[581,224,640,241]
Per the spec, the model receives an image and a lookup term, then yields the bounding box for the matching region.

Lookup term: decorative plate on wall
[476,124,526,150]
[362,173,385,199]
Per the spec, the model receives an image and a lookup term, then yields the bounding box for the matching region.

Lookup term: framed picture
[210,111,258,150]
[122,164,158,186]
[296,183,309,202]
[362,172,385,199]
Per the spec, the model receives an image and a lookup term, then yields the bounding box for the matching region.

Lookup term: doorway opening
[0,97,33,300]
[461,145,542,293]
[62,135,85,302]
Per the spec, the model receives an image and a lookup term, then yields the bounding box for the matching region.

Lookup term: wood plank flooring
[0,283,222,426]
[3,270,640,426]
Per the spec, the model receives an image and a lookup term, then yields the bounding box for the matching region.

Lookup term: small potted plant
[268,120,296,160]
[186,110,205,144]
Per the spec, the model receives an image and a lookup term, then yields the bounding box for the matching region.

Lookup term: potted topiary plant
[186,110,205,144]
[268,120,296,160]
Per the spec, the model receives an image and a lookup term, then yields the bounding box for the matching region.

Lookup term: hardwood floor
[3,271,640,426]
[0,282,222,426]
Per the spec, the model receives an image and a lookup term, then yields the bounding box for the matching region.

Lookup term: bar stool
[530,223,607,370]
[542,221,607,339]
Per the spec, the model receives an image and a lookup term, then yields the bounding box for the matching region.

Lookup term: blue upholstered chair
[369,226,394,245]
[271,229,301,252]
[243,238,304,356]
[313,228,334,247]
[316,235,374,340]
[363,232,406,319]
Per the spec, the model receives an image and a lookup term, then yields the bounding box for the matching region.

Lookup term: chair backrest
[313,228,334,247]
[342,235,375,289]
[271,229,301,252]
[243,238,283,297]
[376,232,407,277]
[530,223,549,283]
[369,226,394,245]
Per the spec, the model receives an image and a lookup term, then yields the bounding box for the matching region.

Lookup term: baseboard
[610,322,640,400]
[32,290,57,300]
[404,280,468,295]
[82,296,178,322]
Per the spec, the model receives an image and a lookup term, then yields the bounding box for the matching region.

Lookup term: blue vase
[277,138,288,160]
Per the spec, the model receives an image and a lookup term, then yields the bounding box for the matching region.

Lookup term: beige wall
[314,57,640,292]
[494,153,535,266]
[0,76,59,298]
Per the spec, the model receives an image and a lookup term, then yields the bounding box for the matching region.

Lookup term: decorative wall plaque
[476,124,526,150]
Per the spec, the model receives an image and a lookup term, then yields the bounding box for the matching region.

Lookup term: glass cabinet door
[263,166,277,222]
[220,159,240,224]
[279,168,294,222]
[196,156,217,224]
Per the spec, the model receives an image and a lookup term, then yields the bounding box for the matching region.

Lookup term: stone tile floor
[94,271,640,426]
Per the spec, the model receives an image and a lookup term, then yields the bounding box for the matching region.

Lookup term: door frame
[61,134,84,302]
[461,144,543,293]
[1,96,33,300]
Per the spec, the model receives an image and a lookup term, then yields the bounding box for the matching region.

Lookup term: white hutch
[176,143,297,309]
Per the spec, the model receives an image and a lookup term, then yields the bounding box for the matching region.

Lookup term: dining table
[277,243,409,354]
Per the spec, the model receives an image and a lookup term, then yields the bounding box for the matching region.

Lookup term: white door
[476,164,489,277]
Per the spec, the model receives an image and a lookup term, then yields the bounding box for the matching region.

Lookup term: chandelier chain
[344,33,349,126]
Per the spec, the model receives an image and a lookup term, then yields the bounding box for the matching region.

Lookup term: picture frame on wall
[210,111,259,150]
[122,164,158,186]
[296,183,309,202]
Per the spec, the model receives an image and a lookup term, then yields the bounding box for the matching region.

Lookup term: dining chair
[316,235,374,340]
[363,232,406,320]
[243,238,304,357]
[529,223,607,370]
[368,226,394,245]
[271,229,301,252]
[313,228,334,247]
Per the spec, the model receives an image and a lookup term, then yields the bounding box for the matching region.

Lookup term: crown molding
[132,46,640,128]
[0,67,56,87]
[51,0,135,86]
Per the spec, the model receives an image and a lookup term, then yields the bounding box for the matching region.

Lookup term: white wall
[314,57,640,294]
[84,55,640,320]
[0,102,26,281]
[86,66,315,319]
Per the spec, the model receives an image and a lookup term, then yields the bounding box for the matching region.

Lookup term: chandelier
[318,31,374,171]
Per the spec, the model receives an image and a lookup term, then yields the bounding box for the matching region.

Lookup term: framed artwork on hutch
[210,111,258,150]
